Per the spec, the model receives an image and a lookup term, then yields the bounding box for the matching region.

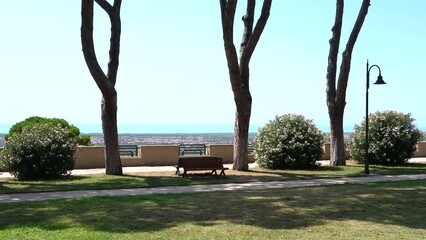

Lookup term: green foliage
[0,123,77,180]
[78,134,92,146]
[253,114,324,169]
[348,110,422,165]
[5,116,91,146]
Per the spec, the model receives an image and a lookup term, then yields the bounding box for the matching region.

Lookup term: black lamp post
[365,60,386,174]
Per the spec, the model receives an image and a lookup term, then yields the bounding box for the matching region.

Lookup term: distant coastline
[0,124,262,135]
[0,132,259,147]
[0,123,341,135]
[0,124,335,148]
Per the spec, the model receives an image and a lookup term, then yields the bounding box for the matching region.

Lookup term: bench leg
[211,170,217,175]
[183,170,188,178]
[175,167,180,175]
[220,169,226,176]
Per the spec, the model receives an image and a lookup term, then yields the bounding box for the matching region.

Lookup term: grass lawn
[0,179,425,239]
[1,162,426,194]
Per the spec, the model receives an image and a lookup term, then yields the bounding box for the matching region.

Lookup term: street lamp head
[374,75,386,85]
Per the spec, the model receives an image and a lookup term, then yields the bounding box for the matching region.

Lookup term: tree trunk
[326,0,370,165]
[233,90,252,171]
[220,0,271,171]
[101,93,122,175]
[81,0,123,175]
[329,111,345,165]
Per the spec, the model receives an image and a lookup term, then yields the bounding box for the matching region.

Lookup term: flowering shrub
[5,116,92,146]
[348,110,422,165]
[0,123,77,180]
[253,114,324,169]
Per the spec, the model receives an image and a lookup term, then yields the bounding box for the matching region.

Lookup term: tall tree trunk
[326,0,370,165]
[101,93,122,175]
[220,0,271,171]
[233,89,252,171]
[329,110,345,165]
[81,0,123,175]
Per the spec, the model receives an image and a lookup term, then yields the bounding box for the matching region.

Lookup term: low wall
[74,144,255,169]
[414,141,426,157]
[139,145,179,166]
[3,141,426,170]
[74,145,180,169]
[207,144,255,164]
[74,146,105,169]
[319,143,350,160]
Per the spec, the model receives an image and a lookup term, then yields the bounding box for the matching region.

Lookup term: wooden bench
[175,156,229,178]
[119,145,138,157]
[179,144,206,156]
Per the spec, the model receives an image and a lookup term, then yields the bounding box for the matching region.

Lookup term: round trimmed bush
[0,123,77,180]
[253,114,324,169]
[348,110,422,165]
[5,116,92,146]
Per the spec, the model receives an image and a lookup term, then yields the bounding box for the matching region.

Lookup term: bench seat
[175,156,229,178]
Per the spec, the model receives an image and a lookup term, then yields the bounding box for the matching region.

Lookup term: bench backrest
[178,157,224,169]
[179,144,206,155]
[119,145,138,157]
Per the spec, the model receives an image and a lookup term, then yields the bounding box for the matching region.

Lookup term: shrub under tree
[253,114,324,169]
[348,110,422,165]
[0,123,77,180]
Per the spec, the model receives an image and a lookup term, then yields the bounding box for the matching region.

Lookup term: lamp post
[365,60,386,174]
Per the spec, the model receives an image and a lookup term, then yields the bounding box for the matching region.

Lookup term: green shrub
[0,123,77,180]
[78,134,92,146]
[253,114,324,169]
[5,116,91,146]
[348,110,422,165]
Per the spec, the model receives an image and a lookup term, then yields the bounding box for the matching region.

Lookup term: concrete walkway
[1,173,426,204]
[1,159,425,204]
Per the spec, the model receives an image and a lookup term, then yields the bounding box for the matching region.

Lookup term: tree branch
[240,0,255,56]
[326,0,343,109]
[94,0,113,13]
[106,0,122,87]
[240,0,272,71]
[336,0,370,106]
[219,0,240,94]
[219,0,227,30]
[81,0,112,95]
[344,0,370,53]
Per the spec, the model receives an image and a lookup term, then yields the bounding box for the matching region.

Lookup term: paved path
[1,173,426,204]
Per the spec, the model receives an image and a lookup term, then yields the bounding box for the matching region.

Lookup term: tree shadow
[370,163,426,175]
[0,175,90,193]
[0,179,425,234]
[4,162,424,194]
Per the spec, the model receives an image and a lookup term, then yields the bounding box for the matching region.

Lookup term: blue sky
[1,1,425,133]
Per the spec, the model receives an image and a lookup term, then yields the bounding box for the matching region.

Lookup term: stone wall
[2,142,426,169]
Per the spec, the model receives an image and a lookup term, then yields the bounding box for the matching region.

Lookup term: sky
[1,1,425,133]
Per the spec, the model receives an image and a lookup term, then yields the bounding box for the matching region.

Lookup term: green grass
[0,179,425,239]
[1,163,426,194]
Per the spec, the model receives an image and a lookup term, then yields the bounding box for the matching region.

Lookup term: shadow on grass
[0,174,189,194]
[1,163,425,194]
[369,163,426,175]
[0,179,425,233]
